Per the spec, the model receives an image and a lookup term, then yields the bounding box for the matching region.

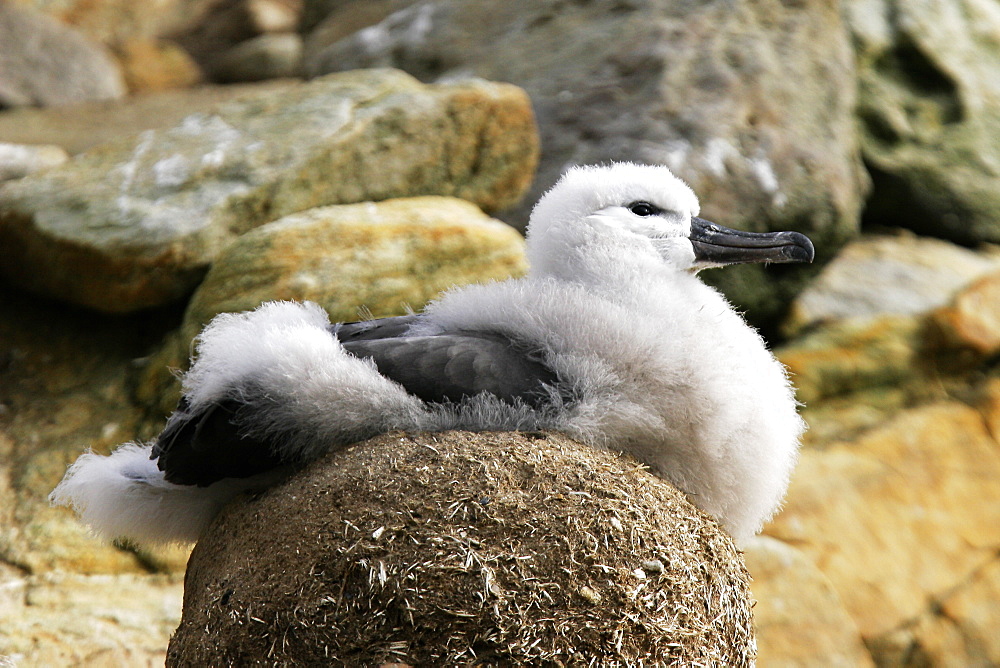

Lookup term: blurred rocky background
[1,0,999,665]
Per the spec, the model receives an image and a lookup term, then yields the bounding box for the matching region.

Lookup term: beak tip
[787,231,815,264]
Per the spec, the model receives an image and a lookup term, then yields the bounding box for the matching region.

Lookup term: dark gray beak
[689,217,815,266]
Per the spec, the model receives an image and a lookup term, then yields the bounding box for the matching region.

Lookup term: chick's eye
[628,201,658,217]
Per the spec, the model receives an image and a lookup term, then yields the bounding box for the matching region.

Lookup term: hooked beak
[689,217,815,266]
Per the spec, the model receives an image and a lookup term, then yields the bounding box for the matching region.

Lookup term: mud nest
[167,431,755,666]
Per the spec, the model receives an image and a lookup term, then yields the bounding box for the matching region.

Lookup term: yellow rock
[137,195,527,414]
[0,571,182,666]
[745,536,873,667]
[183,196,527,332]
[766,401,1000,647]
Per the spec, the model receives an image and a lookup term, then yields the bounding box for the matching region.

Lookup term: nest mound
[167,431,754,666]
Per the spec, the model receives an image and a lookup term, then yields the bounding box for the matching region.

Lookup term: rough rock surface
[171,0,302,80]
[0,143,68,182]
[767,399,1000,662]
[0,285,190,577]
[849,0,1000,244]
[302,0,867,323]
[785,233,1000,335]
[185,196,525,328]
[0,570,182,667]
[0,3,125,108]
[744,537,873,667]
[0,69,538,312]
[138,196,528,414]
[778,314,924,405]
[168,431,755,666]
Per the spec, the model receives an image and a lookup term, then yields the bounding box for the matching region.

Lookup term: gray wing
[340,333,558,407]
[332,314,423,342]
[152,314,558,486]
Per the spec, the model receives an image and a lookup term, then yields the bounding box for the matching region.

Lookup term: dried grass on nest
[168,430,755,666]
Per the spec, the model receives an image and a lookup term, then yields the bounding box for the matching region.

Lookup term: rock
[213,33,303,82]
[301,0,868,324]
[245,0,302,33]
[866,553,1000,666]
[785,233,1000,335]
[112,38,204,93]
[744,536,873,667]
[182,196,526,335]
[168,431,755,666]
[917,554,1000,665]
[930,270,1000,358]
[849,0,1000,244]
[0,69,538,312]
[0,143,68,182]
[137,196,528,413]
[172,0,302,81]
[0,79,297,155]
[765,401,1000,656]
[10,0,219,45]
[0,3,125,108]
[776,314,924,405]
[0,571,182,666]
[0,283,189,576]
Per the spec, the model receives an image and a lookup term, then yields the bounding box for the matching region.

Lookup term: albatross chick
[51,162,813,545]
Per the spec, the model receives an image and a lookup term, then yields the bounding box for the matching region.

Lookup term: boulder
[301,0,868,324]
[765,400,1000,661]
[244,0,302,34]
[867,553,1000,666]
[0,3,125,108]
[0,69,538,312]
[168,431,755,666]
[849,0,1000,244]
[137,196,528,414]
[181,196,526,335]
[784,233,1000,335]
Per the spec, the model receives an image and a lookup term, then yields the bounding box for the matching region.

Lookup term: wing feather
[152,314,559,486]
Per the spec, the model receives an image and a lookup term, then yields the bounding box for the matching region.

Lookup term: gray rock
[0,143,68,182]
[214,33,303,82]
[301,0,868,324]
[785,233,1000,335]
[0,69,538,312]
[849,0,1000,245]
[0,3,125,108]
